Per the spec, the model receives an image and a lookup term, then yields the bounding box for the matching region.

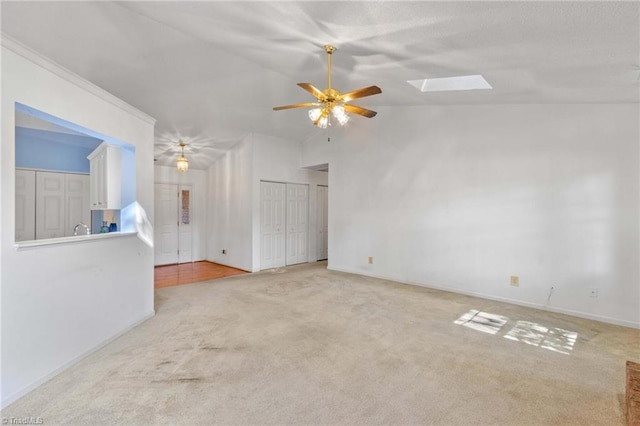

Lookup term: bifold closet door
[64,174,90,237]
[260,182,286,270]
[15,169,36,242]
[286,183,308,266]
[35,171,65,239]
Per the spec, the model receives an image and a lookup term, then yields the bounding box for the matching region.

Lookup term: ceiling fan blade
[341,85,382,102]
[297,83,324,99]
[273,102,319,111]
[344,104,378,118]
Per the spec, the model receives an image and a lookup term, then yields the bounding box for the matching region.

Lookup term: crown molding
[1,32,156,126]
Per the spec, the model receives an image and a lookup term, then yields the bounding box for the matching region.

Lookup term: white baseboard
[328,266,640,330]
[205,258,252,273]
[1,310,156,410]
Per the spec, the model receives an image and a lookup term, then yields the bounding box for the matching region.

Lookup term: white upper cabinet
[87,142,121,210]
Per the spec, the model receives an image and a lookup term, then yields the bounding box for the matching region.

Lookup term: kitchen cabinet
[87,142,121,210]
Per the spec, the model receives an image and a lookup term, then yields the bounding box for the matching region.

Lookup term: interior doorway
[260,181,309,270]
[154,183,193,265]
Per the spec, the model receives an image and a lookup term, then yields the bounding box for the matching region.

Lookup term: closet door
[35,172,65,239]
[286,183,308,266]
[317,185,328,261]
[260,182,285,270]
[15,169,36,242]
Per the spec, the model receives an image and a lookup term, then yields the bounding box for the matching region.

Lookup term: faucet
[73,223,90,236]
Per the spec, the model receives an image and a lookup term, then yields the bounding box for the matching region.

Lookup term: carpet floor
[2,262,639,425]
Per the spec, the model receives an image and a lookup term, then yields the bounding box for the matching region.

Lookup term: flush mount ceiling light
[176,140,188,172]
[273,44,382,128]
[407,75,492,92]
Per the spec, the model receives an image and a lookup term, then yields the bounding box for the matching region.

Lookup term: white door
[317,185,328,261]
[36,172,65,239]
[286,183,309,266]
[260,181,286,270]
[65,174,90,236]
[15,169,36,242]
[178,186,193,263]
[154,183,179,265]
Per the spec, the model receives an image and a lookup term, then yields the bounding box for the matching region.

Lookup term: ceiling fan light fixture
[309,106,349,128]
[309,107,331,128]
[176,140,189,172]
[316,113,329,129]
[308,108,322,121]
[332,105,349,126]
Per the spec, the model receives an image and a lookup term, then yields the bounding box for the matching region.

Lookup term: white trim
[0,310,156,410]
[328,265,640,330]
[15,231,138,250]
[201,259,252,274]
[0,33,156,126]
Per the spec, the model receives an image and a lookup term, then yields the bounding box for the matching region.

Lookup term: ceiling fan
[273,44,382,128]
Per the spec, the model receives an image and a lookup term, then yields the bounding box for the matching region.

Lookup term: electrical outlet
[589,288,598,298]
[222,249,227,255]
[510,276,519,287]
[368,256,373,265]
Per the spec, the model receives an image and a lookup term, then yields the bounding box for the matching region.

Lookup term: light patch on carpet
[504,321,578,355]
[454,309,508,334]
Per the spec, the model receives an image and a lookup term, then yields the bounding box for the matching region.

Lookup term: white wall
[302,104,639,328]
[1,38,156,407]
[154,165,207,262]
[206,135,254,271]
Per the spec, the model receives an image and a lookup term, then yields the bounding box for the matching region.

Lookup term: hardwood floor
[154,261,248,289]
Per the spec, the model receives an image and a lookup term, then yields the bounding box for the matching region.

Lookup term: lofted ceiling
[2,1,638,169]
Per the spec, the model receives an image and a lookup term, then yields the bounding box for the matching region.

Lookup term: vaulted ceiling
[2,1,638,169]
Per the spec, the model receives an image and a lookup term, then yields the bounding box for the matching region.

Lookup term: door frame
[317,184,328,261]
[153,182,194,265]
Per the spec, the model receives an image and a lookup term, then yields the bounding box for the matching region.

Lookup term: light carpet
[3,262,639,425]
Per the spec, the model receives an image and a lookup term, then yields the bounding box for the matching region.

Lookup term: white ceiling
[2,1,638,169]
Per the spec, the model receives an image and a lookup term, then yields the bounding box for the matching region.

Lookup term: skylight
[407,75,492,92]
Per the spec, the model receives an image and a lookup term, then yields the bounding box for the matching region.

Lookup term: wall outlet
[368,256,373,265]
[222,249,227,255]
[510,276,519,287]
[589,288,598,298]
